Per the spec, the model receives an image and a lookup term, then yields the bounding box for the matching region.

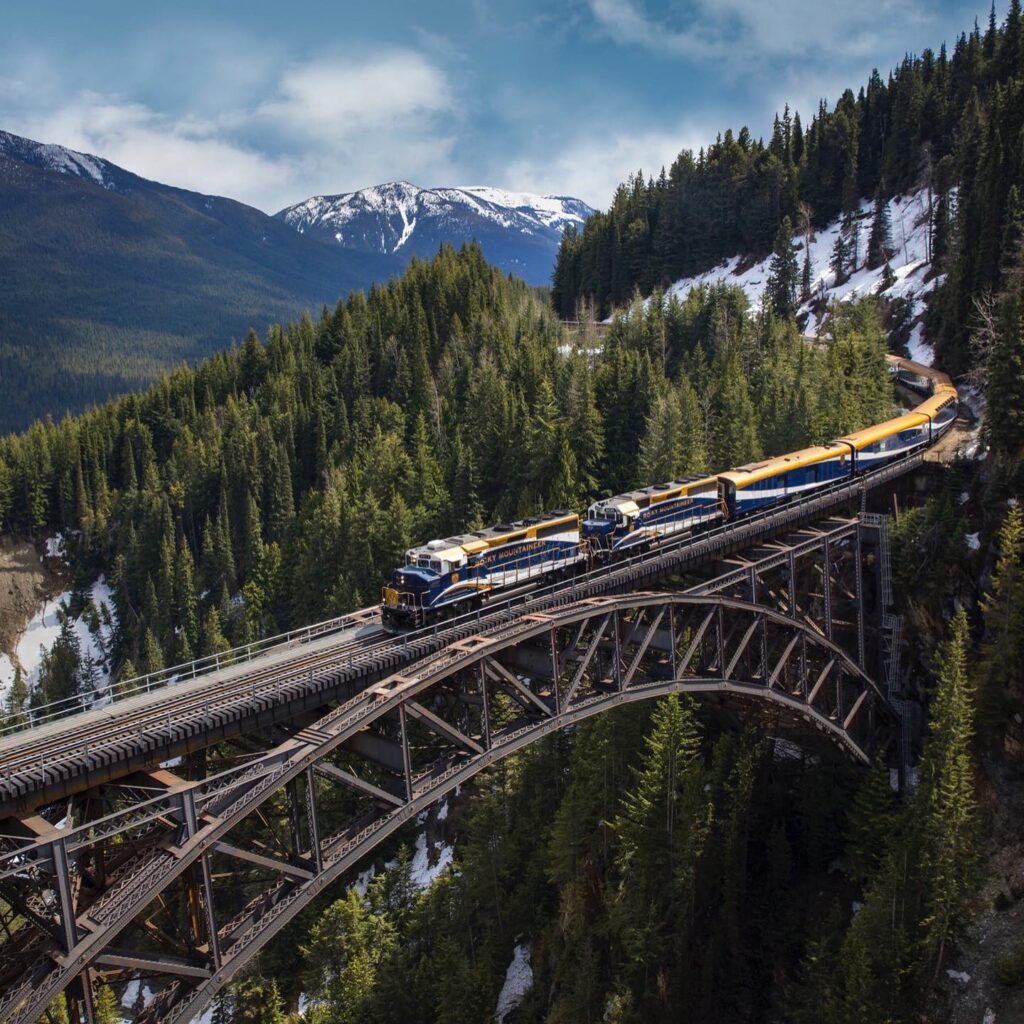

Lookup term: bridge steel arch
[0,592,896,1024]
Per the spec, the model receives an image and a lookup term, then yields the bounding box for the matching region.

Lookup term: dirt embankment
[0,538,65,660]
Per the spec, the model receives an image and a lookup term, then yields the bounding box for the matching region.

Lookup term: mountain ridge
[277,180,593,284]
[0,129,402,432]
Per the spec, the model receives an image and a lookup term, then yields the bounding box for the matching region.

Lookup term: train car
[843,355,958,466]
[381,510,583,629]
[718,442,855,518]
[836,410,932,470]
[582,476,720,555]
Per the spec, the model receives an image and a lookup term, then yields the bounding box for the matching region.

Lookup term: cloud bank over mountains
[0,0,981,212]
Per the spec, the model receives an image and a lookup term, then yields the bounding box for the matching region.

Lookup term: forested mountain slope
[552,4,1024,379]
[0,130,400,433]
[2,8,1024,1024]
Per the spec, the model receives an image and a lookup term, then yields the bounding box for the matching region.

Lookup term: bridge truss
[0,514,899,1022]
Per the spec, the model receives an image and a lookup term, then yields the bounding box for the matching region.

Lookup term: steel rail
[0,451,921,817]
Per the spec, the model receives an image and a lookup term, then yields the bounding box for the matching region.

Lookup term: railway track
[0,449,924,817]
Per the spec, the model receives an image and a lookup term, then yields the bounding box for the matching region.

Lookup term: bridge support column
[181,789,221,970]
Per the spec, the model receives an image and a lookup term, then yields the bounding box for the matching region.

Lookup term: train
[381,355,957,629]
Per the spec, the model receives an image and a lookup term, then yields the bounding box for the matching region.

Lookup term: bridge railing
[0,611,371,738]
[1,449,925,741]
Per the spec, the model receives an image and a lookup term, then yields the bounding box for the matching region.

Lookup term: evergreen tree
[978,506,1024,745]
[984,307,1024,465]
[200,606,232,659]
[142,627,164,675]
[233,977,286,1024]
[830,230,850,284]
[918,608,981,977]
[302,890,397,1024]
[711,349,763,468]
[766,216,799,318]
[844,759,894,882]
[613,695,710,1013]
[173,541,199,663]
[93,985,120,1024]
[867,188,894,269]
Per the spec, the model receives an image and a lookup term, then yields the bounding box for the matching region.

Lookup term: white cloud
[2,48,460,212]
[589,0,719,59]
[256,51,453,140]
[590,0,944,68]
[504,119,713,209]
[11,93,296,209]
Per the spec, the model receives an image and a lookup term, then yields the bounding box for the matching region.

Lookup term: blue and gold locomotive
[382,356,958,630]
[381,511,584,628]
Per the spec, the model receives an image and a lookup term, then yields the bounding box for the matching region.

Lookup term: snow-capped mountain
[0,129,400,432]
[0,130,136,192]
[277,182,593,285]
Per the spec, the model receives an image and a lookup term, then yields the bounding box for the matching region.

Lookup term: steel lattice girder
[0,592,895,1024]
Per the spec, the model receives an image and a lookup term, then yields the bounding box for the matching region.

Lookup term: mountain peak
[276,182,593,284]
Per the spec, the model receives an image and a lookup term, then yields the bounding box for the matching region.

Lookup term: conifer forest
[1,4,1024,1024]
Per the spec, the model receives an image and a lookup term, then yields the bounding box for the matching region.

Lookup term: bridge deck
[0,453,921,815]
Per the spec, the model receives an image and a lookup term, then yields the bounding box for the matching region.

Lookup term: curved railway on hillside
[0,354,967,1024]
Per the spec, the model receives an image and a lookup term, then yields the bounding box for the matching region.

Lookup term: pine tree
[638,391,685,483]
[233,977,286,1024]
[174,541,199,662]
[978,506,1024,745]
[984,308,1024,465]
[141,627,164,675]
[409,411,448,537]
[613,695,710,1010]
[867,188,894,269]
[844,759,894,882]
[711,349,763,468]
[302,890,397,1024]
[93,984,120,1024]
[766,216,799,318]
[830,231,850,284]
[918,608,981,977]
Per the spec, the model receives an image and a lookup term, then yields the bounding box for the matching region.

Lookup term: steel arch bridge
[0,509,905,1022]
[0,584,896,1024]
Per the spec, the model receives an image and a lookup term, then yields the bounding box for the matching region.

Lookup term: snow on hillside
[657,189,941,365]
[279,181,591,253]
[495,944,534,1024]
[0,578,118,709]
[0,130,110,187]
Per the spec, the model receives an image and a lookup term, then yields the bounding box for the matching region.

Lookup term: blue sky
[0,1,990,212]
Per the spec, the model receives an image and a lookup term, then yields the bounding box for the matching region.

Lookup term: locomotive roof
[410,510,578,559]
[601,475,718,507]
[719,443,851,488]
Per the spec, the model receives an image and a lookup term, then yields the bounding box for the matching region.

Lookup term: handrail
[0,444,931,741]
[0,610,369,737]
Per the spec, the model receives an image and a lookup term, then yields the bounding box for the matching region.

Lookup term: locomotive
[381,355,957,630]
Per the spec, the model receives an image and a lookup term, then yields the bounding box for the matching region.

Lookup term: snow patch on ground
[350,865,377,898]
[0,654,15,700]
[946,969,972,985]
[622,188,941,361]
[120,980,155,1010]
[6,577,118,708]
[966,533,981,552]
[494,943,533,1024]
[44,533,68,561]
[410,830,454,889]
